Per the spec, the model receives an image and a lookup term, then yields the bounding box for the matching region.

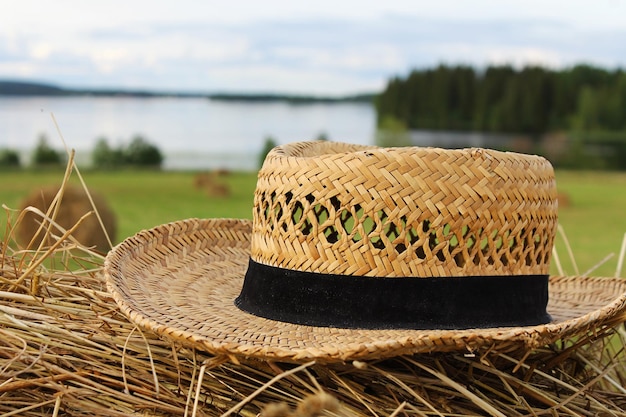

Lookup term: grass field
[552,170,626,277]
[1,167,624,277]
[0,168,257,240]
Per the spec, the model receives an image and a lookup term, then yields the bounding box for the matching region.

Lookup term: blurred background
[1,0,625,170]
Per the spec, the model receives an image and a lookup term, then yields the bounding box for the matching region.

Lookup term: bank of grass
[0,167,624,276]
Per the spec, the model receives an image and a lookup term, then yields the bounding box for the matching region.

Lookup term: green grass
[0,168,257,245]
[0,168,624,277]
[552,170,626,277]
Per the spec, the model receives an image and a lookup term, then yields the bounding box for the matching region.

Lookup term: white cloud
[485,47,564,69]
[90,48,131,74]
[272,43,404,72]
[1,2,626,93]
[29,43,55,60]
[203,65,384,95]
[4,0,626,30]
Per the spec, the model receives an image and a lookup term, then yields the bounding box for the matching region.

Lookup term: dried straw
[1,153,626,416]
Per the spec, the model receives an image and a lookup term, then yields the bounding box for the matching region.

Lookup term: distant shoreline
[0,80,376,104]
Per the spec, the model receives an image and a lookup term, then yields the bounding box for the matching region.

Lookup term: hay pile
[1,160,626,416]
[193,171,231,198]
[16,184,116,254]
[1,255,625,416]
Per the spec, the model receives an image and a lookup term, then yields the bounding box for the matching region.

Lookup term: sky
[1,0,626,95]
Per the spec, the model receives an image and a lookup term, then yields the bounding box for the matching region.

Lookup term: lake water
[0,96,376,170]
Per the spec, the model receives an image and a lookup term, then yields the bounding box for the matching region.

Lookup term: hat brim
[104,218,626,363]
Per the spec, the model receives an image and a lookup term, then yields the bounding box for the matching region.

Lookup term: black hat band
[235,259,551,330]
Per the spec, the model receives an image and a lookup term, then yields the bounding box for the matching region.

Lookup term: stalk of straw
[616,232,626,277]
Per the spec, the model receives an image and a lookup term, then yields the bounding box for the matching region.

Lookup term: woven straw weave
[252,141,558,277]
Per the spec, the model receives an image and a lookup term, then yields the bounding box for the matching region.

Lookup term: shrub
[315,132,329,141]
[91,135,164,169]
[0,148,21,168]
[32,134,63,166]
[123,136,164,167]
[92,138,125,169]
[259,136,277,168]
[375,116,411,147]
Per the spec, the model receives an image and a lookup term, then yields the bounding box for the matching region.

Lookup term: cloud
[203,65,386,95]
[1,13,625,94]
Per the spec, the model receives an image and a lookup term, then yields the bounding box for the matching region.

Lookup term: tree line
[376,64,626,135]
[0,134,163,169]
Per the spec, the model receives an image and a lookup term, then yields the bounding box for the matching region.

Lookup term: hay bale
[17,185,116,252]
[558,191,572,208]
[193,171,231,197]
[213,168,231,177]
[193,172,212,189]
[205,181,230,197]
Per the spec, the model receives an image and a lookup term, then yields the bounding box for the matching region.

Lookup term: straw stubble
[2,255,625,416]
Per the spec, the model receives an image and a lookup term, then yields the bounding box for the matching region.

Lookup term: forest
[376,64,626,169]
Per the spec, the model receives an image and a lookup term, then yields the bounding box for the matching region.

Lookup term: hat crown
[251,141,558,277]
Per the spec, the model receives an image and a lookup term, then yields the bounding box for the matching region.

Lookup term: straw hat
[104,141,626,363]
